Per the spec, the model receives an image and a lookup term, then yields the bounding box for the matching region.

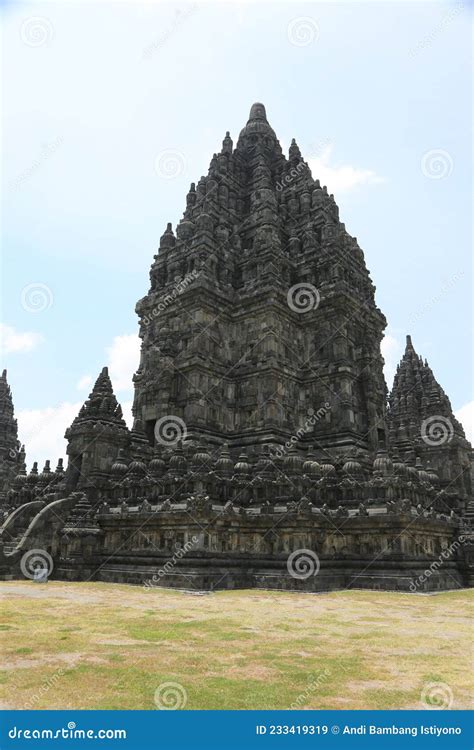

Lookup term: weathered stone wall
[52,504,465,593]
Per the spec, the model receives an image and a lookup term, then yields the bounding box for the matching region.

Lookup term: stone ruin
[0,104,472,591]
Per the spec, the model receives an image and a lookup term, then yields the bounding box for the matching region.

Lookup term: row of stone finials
[11,444,443,489]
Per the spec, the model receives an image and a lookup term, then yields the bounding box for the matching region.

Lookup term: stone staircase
[0,509,33,555]
[460,500,474,540]
[2,533,25,555]
[464,500,474,520]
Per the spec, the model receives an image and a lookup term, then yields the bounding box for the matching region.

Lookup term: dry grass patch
[0,582,472,710]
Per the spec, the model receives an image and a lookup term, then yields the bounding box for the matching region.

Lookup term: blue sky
[1,0,472,465]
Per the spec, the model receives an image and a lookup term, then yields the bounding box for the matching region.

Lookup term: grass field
[1,582,472,710]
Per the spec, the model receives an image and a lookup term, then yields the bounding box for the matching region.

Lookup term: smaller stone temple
[0,370,25,498]
[0,104,472,591]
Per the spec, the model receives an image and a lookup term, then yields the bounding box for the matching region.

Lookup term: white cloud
[0,323,44,354]
[76,374,93,391]
[17,401,82,470]
[106,333,140,392]
[381,331,403,390]
[455,401,474,445]
[308,144,385,194]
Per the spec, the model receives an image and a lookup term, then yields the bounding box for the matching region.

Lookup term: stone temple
[1,103,473,590]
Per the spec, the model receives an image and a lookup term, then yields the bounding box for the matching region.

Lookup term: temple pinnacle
[248,102,267,122]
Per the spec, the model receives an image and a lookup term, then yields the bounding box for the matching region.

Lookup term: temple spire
[135,102,389,461]
[289,138,302,162]
[65,366,130,490]
[248,102,267,122]
[221,131,233,154]
[159,222,176,251]
[388,335,471,496]
[68,366,127,429]
[0,368,23,499]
